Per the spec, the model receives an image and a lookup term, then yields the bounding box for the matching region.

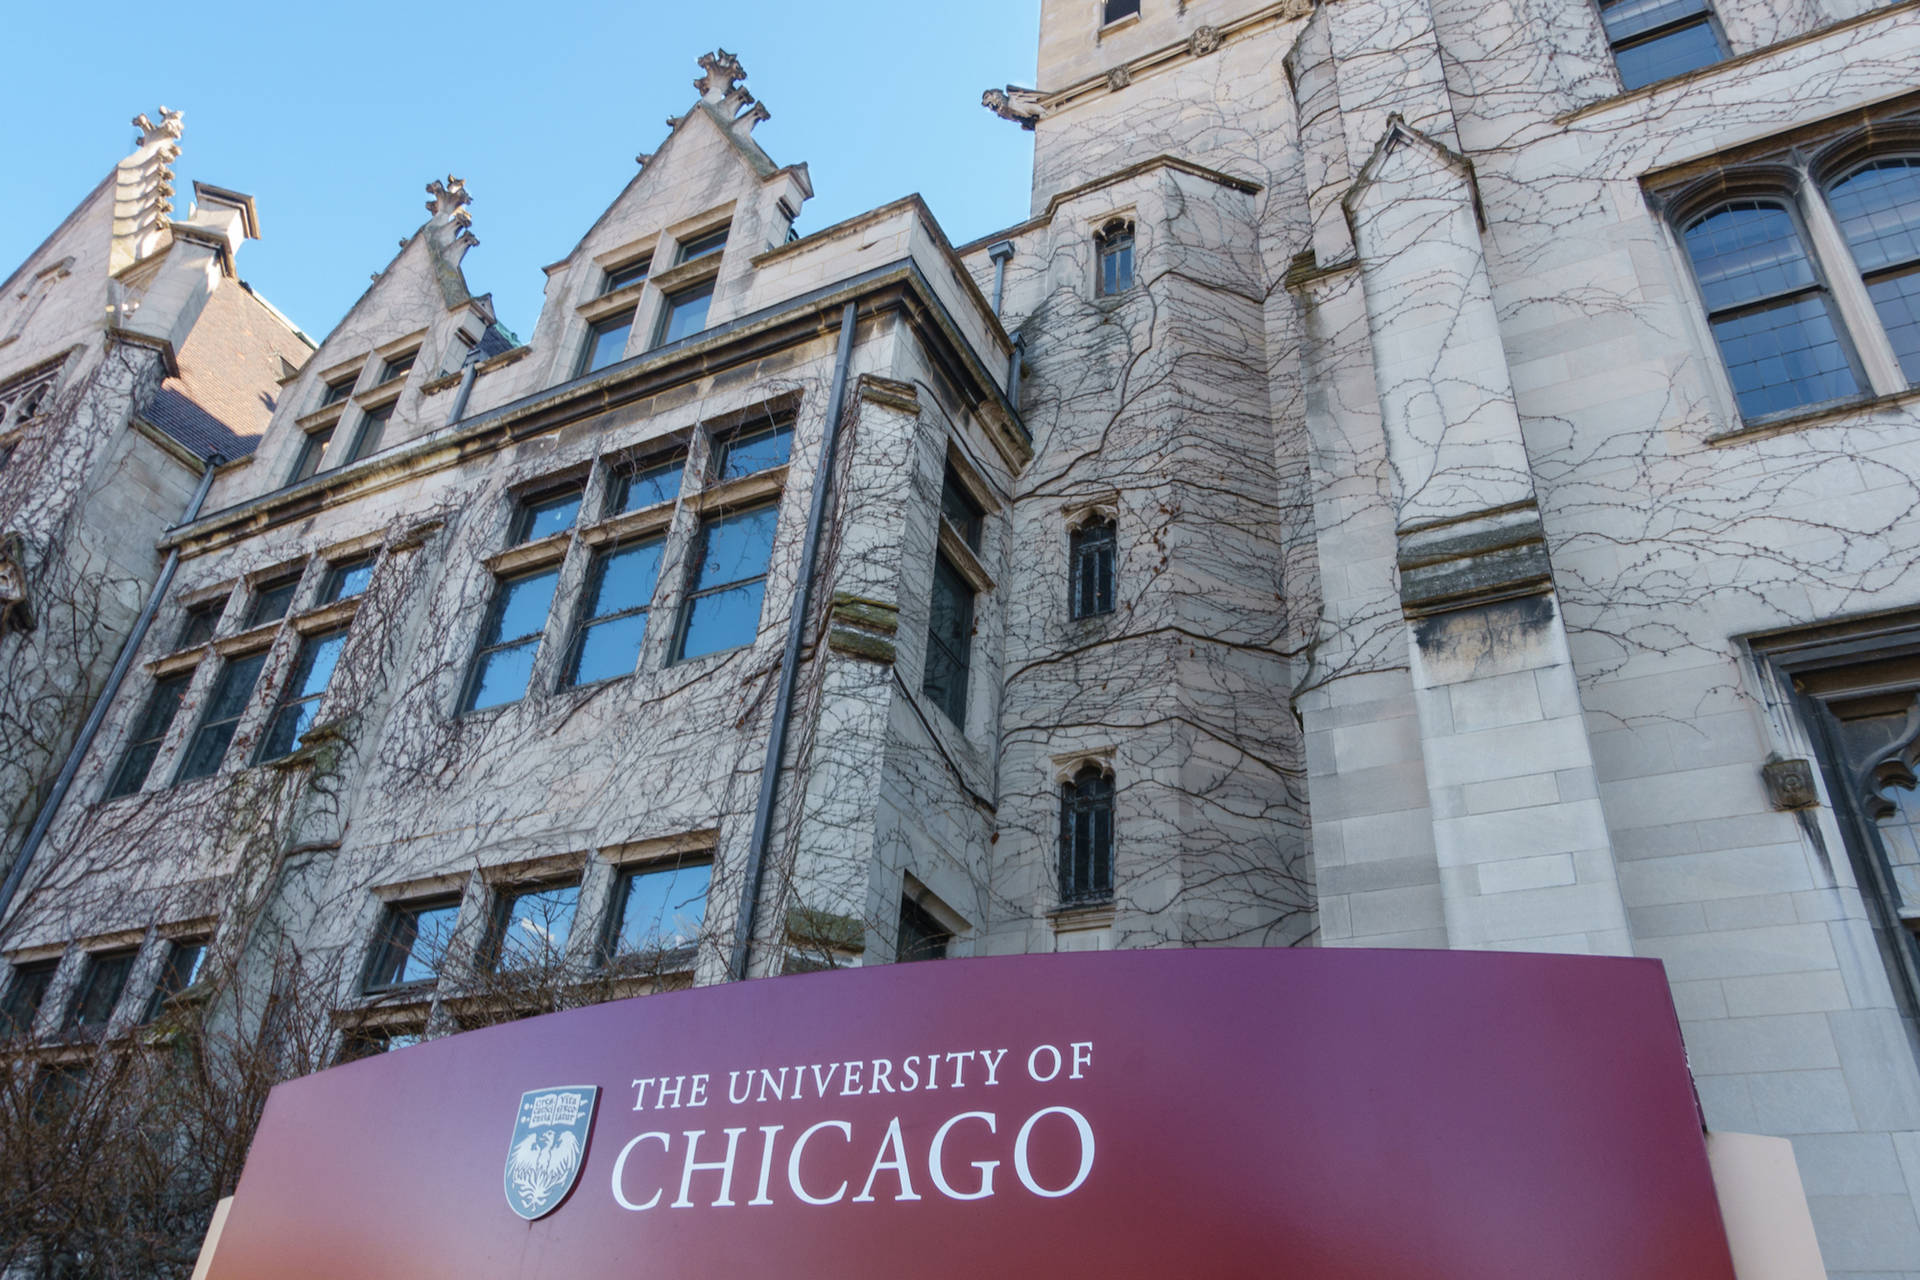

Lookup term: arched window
[1059,765,1115,904]
[1070,518,1116,619]
[1095,221,1134,296]
[1680,199,1861,418]
[1826,158,1920,384]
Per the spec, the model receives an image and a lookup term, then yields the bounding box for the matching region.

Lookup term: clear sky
[3,0,1040,344]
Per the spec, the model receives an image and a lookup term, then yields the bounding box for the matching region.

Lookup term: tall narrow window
[655,280,715,348]
[247,574,300,628]
[1096,221,1134,296]
[1681,201,1862,418]
[1071,519,1116,618]
[1827,159,1920,384]
[176,651,268,781]
[714,422,793,480]
[1,960,58,1037]
[674,505,779,661]
[365,900,461,991]
[108,671,191,798]
[514,489,582,544]
[488,882,580,971]
[256,629,348,761]
[378,350,417,383]
[464,567,561,711]
[1060,765,1116,904]
[1104,0,1141,22]
[317,375,355,408]
[291,426,333,482]
[610,457,685,514]
[564,538,664,686]
[677,226,729,263]
[62,950,136,1033]
[142,939,206,1022]
[604,257,651,293]
[1597,0,1725,89]
[176,598,224,648]
[319,556,375,604]
[344,403,393,464]
[606,860,712,965]
[939,465,985,550]
[923,554,974,726]
[896,897,951,962]
[580,314,634,375]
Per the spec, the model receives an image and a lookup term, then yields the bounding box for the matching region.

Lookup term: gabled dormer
[514,50,813,397]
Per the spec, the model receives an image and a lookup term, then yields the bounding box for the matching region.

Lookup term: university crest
[503,1085,599,1220]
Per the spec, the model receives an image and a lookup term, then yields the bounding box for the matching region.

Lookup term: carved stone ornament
[981,87,1047,130]
[695,49,747,101]
[425,175,473,229]
[131,106,184,150]
[1106,65,1133,91]
[1280,0,1313,18]
[0,532,32,634]
[1189,25,1223,56]
[1762,757,1820,811]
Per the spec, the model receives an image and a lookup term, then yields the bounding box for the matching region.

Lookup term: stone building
[4,0,1920,1268]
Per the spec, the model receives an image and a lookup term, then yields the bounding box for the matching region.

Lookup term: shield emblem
[503,1084,599,1221]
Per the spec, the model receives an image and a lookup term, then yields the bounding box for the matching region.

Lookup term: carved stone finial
[982,86,1047,130]
[695,49,747,103]
[1106,65,1133,91]
[0,533,33,635]
[131,106,185,150]
[426,175,473,230]
[734,101,772,136]
[1189,25,1222,56]
[635,151,653,167]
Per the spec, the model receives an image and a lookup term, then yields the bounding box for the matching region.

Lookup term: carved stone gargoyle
[0,532,32,634]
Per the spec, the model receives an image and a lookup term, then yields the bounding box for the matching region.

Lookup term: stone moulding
[1396,502,1554,616]
[827,592,899,664]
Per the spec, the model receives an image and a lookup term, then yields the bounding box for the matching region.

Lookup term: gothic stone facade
[5,0,1920,1271]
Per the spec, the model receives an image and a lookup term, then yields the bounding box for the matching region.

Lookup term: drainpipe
[729,301,860,982]
[0,456,221,936]
[987,241,1015,316]
[445,359,479,425]
[1008,334,1025,408]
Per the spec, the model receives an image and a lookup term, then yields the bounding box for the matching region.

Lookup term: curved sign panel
[206,948,1736,1279]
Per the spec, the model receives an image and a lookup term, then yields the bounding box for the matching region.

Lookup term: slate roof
[142,279,312,461]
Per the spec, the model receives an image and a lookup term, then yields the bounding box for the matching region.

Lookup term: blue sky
[3,0,1039,343]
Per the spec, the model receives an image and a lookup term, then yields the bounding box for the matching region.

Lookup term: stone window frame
[1652,115,1920,433]
[599,848,716,975]
[1589,0,1729,93]
[1093,215,1136,298]
[1055,753,1118,907]
[919,447,998,736]
[0,358,63,439]
[1066,502,1119,620]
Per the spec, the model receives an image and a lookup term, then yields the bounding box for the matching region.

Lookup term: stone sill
[1706,384,1920,446]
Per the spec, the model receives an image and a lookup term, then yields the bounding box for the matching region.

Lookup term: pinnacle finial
[426,175,473,230]
[695,49,746,103]
[131,106,185,150]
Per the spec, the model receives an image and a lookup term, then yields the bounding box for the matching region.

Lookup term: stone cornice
[1035,0,1312,119]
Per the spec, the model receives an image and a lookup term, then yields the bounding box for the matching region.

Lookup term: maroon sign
[207,949,1736,1279]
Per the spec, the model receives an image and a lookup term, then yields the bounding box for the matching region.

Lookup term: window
[564,538,664,686]
[714,422,793,480]
[291,425,333,483]
[175,651,268,781]
[655,280,715,348]
[514,489,582,544]
[1827,158,1920,383]
[142,939,206,1022]
[337,1026,425,1062]
[107,672,191,798]
[677,226,729,263]
[320,556,375,604]
[488,882,580,971]
[62,950,136,1033]
[940,464,985,550]
[256,628,347,761]
[604,257,651,293]
[1680,200,1861,418]
[379,350,417,383]
[247,575,300,627]
[364,899,461,991]
[580,313,634,375]
[464,566,561,711]
[344,403,392,464]
[896,896,951,962]
[1104,0,1141,21]
[1597,0,1725,90]
[1,960,58,1037]
[1059,765,1115,904]
[606,860,712,965]
[923,554,974,726]
[674,505,778,661]
[1096,221,1134,296]
[318,376,355,408]
[176,598,223,648]
[609,457,685,514]
[1071,519,1117,618]
[0,443,13,469]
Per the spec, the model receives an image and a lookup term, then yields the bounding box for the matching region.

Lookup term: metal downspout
[0,457,221,935]
[728,301,860,982]
[987,241,1015,316]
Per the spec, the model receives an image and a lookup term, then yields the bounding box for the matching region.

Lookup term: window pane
[692,507,779,591]
[322,558,375,604]
[679,581,768,658]
[1683,202,1818,312]
[677,228,729,263]
[1709,296,1860,417]
[1612,19,1722,89]
[370,902,460,989]
[248,578,299,627]
[611,862,712,956]
[2,961,58,1036]
[144,941,205,1021]
[319,378,354,407]
[1600,0,1710,40]
[941,466,985,550]
[716,424,794,480]
[258,630,348,760]
[1073,522,1117,618]
[177,651,268,780]
[613,459,684,513]
[292,428,332,482]
[177,601,222,648]
[1105,0,1140,20]
[658,282,715,346]
[584,316,633,374]
[569,613,650,685]
[1099,233,1134,295]
[589,541,665,617]
[64,951,136,1030]
[494,884,579,969]
[347,405,391,463]
[1828,159,1920,275]
[517,494,580,544]
[468,639,541,711]
[381,351,417,381]
[109,673,190,798]
[897,897,950,962]
[1867,268,1920,384]
[489,569,561,645]
[928,554,973,652]
[605,258,651,293]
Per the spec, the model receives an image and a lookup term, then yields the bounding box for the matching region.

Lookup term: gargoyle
[0,532,33,634]
[982,87,1047,130]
